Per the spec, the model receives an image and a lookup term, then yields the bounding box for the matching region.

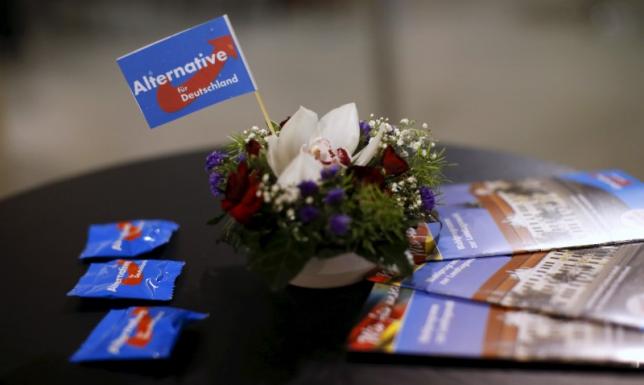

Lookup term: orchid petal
[317,103,360,155]
[265,134,281,176]
[353,123,384,166]
[276,106,318,175]
[277,151,323,187]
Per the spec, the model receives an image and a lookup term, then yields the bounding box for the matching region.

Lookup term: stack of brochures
[348,170,644,365]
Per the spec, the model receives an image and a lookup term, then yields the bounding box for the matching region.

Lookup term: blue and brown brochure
[408,169,644,261]
[348,284,644,365]
[373,243,644,330]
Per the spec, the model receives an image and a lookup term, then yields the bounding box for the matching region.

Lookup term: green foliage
[351,185,413,276]
[409,146,447,189]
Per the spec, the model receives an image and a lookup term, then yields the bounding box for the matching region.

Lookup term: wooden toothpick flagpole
[224,15,275,136]
[254,91,275,135]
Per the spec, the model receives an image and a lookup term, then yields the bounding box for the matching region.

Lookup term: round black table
[1,145,641,385]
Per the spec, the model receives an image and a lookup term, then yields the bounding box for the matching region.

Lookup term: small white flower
[430,141,436,148]
[368,120,375,128]
[401,150,409,157]
[256,190,262,198]
[248,133,256,140]
[430,153,437,160]
[396,139,404,146]
[407,176,416,184]
[283,186,299,203]
[383,123,393,132]
[305,196,314,204]
[399,118,409,125]
[422,122,428,129]
[271,185,279,193]
[421,149,428,157]
[286,208,295,220]
[263,192,271,203]
[262,173,270,183]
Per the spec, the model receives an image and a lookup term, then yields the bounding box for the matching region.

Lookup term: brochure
[408,169,644,261]
[374,243,644,329]
[348,284,644,365]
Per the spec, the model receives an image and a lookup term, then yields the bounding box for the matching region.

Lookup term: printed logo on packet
[113,259,146,288]
[108,307,167,353]
[125,307,158,348]
[117,221,144,241]
[112,221,144,251]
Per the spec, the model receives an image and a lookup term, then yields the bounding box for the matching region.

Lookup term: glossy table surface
[2,145,642,385]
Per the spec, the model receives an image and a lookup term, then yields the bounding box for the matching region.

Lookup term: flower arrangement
[206,103,445,288]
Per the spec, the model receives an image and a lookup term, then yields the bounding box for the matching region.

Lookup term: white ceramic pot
[289,252,377,289]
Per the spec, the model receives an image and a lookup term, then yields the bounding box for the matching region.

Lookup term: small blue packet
[80,220,179,259]
[67,259,184,301]
[70,306,208,362]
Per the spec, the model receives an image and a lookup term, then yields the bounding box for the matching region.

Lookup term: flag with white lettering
[117,15,257,128]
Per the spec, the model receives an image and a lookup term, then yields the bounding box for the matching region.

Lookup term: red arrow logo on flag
[156,35,238,113]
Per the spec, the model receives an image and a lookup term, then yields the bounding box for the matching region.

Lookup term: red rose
[246,139,261,156]
[221,161,263,224]
[350,165,385,188]
[382,145,409,176]
[349,146,408,188]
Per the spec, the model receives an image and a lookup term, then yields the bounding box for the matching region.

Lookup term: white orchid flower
[266,103,383,187]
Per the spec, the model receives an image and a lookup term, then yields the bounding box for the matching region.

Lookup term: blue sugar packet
[70,306,208,362]
[67,259,184,301]
[80,220,179,259]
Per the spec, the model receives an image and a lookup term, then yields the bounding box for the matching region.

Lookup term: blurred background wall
[0,0,643,198]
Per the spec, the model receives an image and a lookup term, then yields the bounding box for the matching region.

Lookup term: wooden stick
[254,91,275,135]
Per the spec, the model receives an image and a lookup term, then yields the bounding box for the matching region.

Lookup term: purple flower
[328,214,351,236]
[359,120,371,137]
[237,153,247,162]
[324,187,345,205]
[298,180,319,196]
[321,164,340,180]
[209,172,224,197]
[205,150,226,171]
[298,205,320,224]
[419,186,435,212]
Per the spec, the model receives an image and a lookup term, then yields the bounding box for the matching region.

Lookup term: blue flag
[117,15,257,128]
